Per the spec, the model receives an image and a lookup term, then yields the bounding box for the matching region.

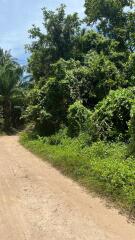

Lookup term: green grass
[20,131,135,218]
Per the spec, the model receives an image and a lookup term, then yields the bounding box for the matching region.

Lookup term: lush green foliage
[23,76,71,135]
[90,88,135,141]
[67,101,91,137]
[125,53,135,84]
[24,3,135,138]
[20,132,135,217]
[0,49,24,131]
[85,0,135,52]
[129,103,135,154]
[23,1,135,160]
[26,4,81,81]
[60,52,125,106]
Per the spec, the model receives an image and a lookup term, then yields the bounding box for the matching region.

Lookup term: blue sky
[0,0,84,65]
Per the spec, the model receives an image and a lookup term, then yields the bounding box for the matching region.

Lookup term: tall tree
[26,4,81,81]
[84,0,135,52]
[0,49,23,130]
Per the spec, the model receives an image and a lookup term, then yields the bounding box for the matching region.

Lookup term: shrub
[90,88,135,141]
[23,77,70,136]
[129,103,135,154]
[41,128,68,146]
[67,101,91,137]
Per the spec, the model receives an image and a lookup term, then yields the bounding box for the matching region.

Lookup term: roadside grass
[20,131,135,219]
[0,131,5,136]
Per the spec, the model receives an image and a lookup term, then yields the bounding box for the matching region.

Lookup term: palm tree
[0,49,23,131]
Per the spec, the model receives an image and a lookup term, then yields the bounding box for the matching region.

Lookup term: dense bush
[67,101,91,137]
[90,88,135,141]
[125,53,135,85]
[129,103,135,154]
[62,51,125,108]
[24,77,71,136]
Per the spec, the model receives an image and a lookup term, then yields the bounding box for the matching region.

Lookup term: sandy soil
[0,136,135,240]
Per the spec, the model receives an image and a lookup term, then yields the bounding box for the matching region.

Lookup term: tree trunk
[3,98,12,131]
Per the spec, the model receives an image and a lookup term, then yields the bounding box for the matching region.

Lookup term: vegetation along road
[0,135,134,240]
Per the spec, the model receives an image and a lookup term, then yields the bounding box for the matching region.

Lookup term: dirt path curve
[0,136,135,240]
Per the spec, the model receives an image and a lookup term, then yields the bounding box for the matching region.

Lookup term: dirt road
[0,136,135,240]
